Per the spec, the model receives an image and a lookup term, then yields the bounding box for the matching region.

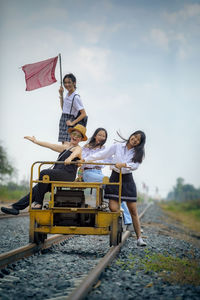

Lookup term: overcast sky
[0,0,200,198]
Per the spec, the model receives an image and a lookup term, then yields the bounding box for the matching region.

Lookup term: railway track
[65,203,151,300]
[0,234,71,269]
[0,211,29,220]
[0,203,150,300]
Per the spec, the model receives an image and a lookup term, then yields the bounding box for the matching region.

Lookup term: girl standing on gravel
[1,125,87,215]
[58,73,87,144]
[85,130,146,247]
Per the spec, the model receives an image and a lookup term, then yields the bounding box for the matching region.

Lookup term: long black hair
[63,73,77,89]
[116,130,146,163]
[85,128,108,149]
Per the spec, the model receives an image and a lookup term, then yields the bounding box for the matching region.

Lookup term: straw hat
[68,124,87,141]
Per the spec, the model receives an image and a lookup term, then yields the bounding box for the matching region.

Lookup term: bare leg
[126,202,141,239]
[109,199,146,246]
[109,199,119,212]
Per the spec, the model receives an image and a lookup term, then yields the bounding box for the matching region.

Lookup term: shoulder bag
[69,94,88,127]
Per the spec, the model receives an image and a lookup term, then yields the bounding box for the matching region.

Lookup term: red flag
[22,56,58,91]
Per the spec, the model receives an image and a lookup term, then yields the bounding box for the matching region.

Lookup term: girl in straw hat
[1,125,87,215]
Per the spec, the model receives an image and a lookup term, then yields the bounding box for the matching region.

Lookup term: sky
[0,0,200,198]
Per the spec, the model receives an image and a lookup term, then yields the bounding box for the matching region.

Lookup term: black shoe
[1,206,19,215]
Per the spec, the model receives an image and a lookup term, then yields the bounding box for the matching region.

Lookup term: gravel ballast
[86,203,200,300]
[0,203,199,300]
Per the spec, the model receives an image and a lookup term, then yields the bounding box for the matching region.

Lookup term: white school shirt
[62,91,84,116]
[86,143,140,174]
[82,146,106,169]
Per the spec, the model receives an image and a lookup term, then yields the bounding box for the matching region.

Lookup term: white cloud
[75,22,105,43]
[164,3,200,23]
[76,47,111,81]
[147,28,189,59]
[29,7,68,23]
[74,21,125,44]
[178,47,187,60]
[150,28,169,50]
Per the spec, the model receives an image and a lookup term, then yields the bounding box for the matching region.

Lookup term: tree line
[167,177,200,206]
[0,144,14,181]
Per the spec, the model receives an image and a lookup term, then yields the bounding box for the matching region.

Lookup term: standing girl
[58,73,87,143]
[81,128,133,226]
[85,130,146,247]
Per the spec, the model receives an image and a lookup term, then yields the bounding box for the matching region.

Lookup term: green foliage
[116,253,135,270]
[0,181,29,202]
[115,250,200,286]
[167,177,200,203]
[0,144,14,180]
[161,201,200,225]
[140,251,200,285]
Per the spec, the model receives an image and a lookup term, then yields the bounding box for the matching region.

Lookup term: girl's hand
[64,157,72,165]
[115,163,127,169]
[77,159,85,167]
[24,136,37,143]
[66,120,74,126]
[85,160,92,163]
[59,86,64,96]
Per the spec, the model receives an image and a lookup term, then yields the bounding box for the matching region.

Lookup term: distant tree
[0,144,14,181]
[167,177,200,203]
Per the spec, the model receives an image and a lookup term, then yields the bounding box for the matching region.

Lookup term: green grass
[160,201,200,233]
[0,186,29,202]
[116,250,200,286]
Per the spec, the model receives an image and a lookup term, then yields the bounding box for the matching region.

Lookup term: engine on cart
[53,188,95,227]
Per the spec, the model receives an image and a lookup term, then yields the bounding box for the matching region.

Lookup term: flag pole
[58,53,63,87]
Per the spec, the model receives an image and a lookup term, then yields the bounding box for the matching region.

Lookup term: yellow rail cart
[29,161,123,246]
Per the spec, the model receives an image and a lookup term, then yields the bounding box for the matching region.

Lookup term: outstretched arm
[85,144,117,161]
[64,146,82,164]
[24,136,66,153]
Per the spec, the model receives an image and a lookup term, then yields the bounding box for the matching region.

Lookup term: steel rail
[0,234,70,269]
[0,212,29,220]
[65,203,151,300]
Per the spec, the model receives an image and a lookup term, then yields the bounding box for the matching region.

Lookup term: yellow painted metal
[29,161,123,242]
[29,212,35,243]
[102,176,109,184]
[96,212,120,227]
[30,210,51,226]
[118,170,122,206]
[42,175,50,183]
[34,226,110,235]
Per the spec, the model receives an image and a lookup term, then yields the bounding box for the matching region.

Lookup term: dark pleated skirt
[104,170,137,202]
[58,113,75,142]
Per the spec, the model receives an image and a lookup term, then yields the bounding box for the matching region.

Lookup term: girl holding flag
[58,73,87,144]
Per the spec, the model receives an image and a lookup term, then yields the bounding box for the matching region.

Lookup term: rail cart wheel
[109,216,123,247]
[34,222,47,244]
[34,232,47,244]
[109,227,117,247]
[117,216,123,244]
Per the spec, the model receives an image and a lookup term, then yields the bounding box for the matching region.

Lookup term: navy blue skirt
[104,170,137,202]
